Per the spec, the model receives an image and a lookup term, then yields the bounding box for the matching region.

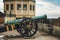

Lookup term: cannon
[0,15,47,37]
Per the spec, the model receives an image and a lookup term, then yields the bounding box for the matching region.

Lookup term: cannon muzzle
[32,15,47,20]
[31,15,47,23]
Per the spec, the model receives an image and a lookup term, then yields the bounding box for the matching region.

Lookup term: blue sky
[43,0,60,6]
[36,0,60,18]
[0,0,60,18]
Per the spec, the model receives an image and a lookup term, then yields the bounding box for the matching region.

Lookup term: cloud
[0,0,3,12]
[36,0,60,18]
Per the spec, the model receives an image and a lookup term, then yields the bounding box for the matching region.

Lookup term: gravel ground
[0,30,60,40]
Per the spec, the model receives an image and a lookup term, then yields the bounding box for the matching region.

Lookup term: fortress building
[3,0,35,23]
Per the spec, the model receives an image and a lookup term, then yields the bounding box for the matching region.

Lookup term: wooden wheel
[18,19,38,37]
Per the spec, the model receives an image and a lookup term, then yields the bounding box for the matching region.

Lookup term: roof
[3,0,35,2]
[0,12,5,17]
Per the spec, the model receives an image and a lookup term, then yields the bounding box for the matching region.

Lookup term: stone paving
[0,30,60,40]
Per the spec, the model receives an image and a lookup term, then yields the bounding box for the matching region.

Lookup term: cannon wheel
[17,18,38,37]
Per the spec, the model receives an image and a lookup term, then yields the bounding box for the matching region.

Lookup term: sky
[0,0,60,18]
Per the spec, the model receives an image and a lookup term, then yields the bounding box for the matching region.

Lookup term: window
[23,4,27,10]
[30,5,32,10]
[6,4,9,10]
[17,4,21,10]
[11,4,13,10]
[4,11,6,14]
[33,5,35,11]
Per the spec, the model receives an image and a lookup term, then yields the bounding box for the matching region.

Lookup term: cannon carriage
[0,15,47,37]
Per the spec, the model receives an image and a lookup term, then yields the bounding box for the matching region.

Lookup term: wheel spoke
[21,28,24,33]
[31,29,35,32]
[31,31,34,34]
[29,31,32,36]
[24,29,29,36]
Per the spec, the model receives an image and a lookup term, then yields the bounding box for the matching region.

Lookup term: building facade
[4,0,35,23]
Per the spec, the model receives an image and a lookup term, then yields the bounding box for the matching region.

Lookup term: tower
[3,0,35,23]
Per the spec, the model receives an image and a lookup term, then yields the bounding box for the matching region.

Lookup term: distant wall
[38,23,60,37]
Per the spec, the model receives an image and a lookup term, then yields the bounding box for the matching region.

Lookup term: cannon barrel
[7,19,23,25]
[5,14,47,25]
[32,15,47,20]
[6,15,47,25]
[31,15,47,23]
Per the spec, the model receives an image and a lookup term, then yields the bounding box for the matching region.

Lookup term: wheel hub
[26,25,32,29]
